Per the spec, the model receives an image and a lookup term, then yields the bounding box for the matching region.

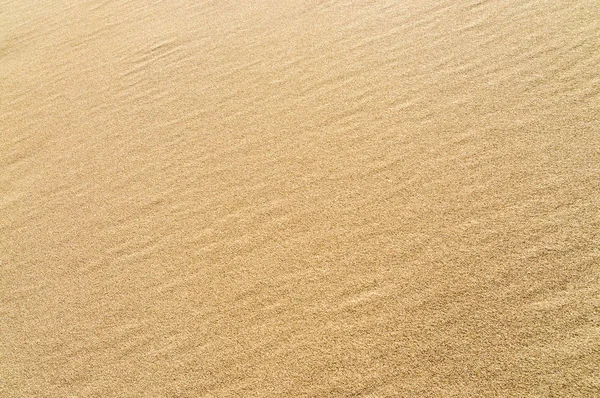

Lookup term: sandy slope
[1,0,599,396]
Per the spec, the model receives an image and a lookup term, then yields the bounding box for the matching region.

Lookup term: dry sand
[1,0,600,396]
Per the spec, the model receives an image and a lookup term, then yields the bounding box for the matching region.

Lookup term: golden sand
[1,0,599,396]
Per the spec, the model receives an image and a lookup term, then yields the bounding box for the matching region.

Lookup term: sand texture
[1,0,600,396]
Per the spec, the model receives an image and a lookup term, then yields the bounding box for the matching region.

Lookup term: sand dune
[1,0,599,396]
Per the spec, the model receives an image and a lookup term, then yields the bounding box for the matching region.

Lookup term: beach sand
[1,0,599,396]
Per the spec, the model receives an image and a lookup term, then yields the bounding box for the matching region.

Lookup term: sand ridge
[1,0,599,396]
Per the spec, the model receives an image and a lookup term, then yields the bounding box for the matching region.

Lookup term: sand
[1,0,599,396]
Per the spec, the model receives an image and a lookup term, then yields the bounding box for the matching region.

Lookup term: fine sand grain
[1,0,599,396]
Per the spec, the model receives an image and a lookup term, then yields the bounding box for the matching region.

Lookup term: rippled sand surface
[2,0,599,396]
